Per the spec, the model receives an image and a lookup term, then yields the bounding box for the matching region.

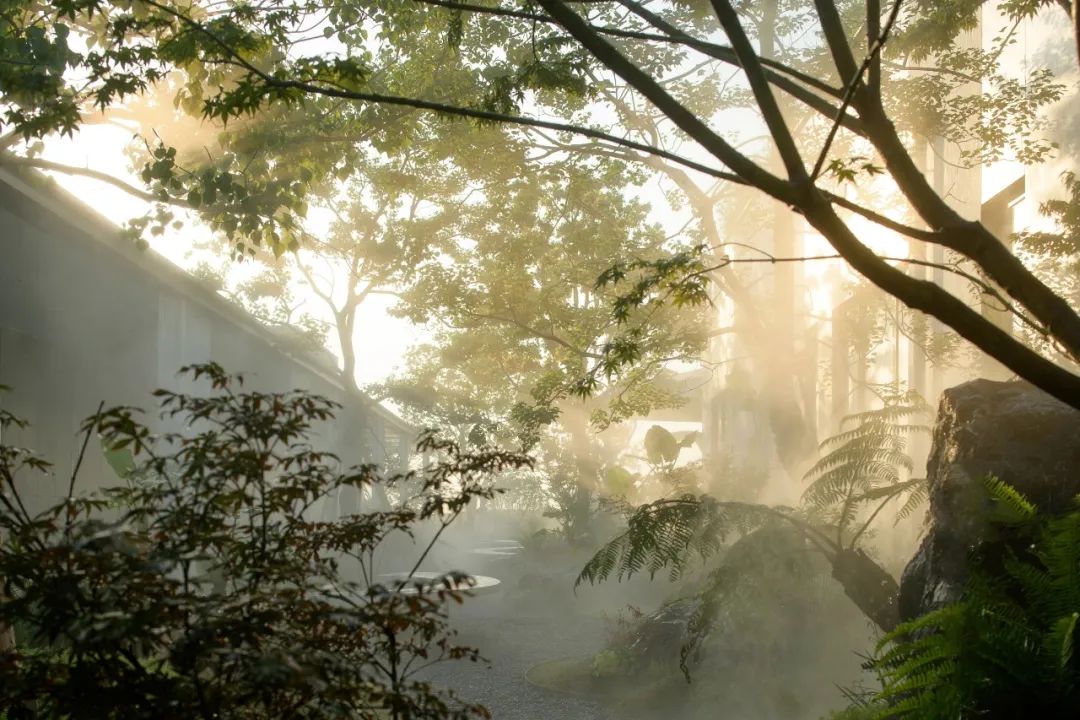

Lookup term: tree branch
[615,0,843,98]
[462,310,603,359]
[856,96,1080,361]
[134,0,1080,409]
[813,0,860,83]
[802,198,1080,408]
[708,0,808,183]
[142,0,745,189]
[604,0,867,137]
[810,0,903,180]
[535,0,791,200]
[0,153,182,207]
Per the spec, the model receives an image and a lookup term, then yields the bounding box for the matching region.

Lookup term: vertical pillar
[978,177,1025,379]
[831,301,849,426]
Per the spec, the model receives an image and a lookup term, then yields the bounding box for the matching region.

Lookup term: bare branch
[0,153,181,207]
[535,0,790,200]
[615,0,842,97]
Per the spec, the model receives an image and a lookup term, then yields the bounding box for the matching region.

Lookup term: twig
[68,401,105,503]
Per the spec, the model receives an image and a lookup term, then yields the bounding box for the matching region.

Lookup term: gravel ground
[416,552,614,720]
[422,604,610,720]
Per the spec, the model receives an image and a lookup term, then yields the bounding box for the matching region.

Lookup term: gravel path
[423,604,610,720]
[416,555,614,720]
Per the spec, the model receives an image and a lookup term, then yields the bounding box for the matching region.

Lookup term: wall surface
[0,170,412,516]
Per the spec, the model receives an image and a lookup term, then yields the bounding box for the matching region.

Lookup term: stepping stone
[377,571,502,595]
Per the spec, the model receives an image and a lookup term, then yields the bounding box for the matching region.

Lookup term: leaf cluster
[575,495,775,587]
[803,392,931,545]
[0,363,530,719]
[869,477,1080,719]
[887,0,1065,163]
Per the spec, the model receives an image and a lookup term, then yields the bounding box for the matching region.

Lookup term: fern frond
[868,481,1080,716]
[1005,553,1055,611]
[984,475,1037,524]
[848,477,925,505]
[575,495,773,587]
[804,398,929,543]
[876,605,963,655]
[837,394,931,432]
[820,422,926,451]
[806,442,912,479]
[1048,612,1079,673]
[804,460,907,509]
[894,482,929,523]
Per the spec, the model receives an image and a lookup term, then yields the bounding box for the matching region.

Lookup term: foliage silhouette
[4,0,1079,407]
[868,477,1080,719]
[0,364,531,719]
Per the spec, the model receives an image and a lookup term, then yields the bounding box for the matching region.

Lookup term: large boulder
[898,379,1080,621]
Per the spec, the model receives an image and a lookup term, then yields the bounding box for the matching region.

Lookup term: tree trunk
[830,547,900,632]
[336,310,360,393]
[1073,0,1080,70]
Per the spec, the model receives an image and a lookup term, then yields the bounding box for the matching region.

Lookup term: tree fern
[579,394,933,681]
[575,496,780,586]
[804,394,930,549]
[584,396,930,590]
[581,396,932,660]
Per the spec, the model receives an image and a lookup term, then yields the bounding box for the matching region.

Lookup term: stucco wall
[0,171,411,516]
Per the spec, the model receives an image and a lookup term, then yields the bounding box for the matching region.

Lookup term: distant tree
[388,151,707,430]
[372,151,705,542]
[195,138,468,390]
[190,260,331,353]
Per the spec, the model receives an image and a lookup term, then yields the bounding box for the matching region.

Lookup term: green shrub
[868,477,1080,719]
[0,363,530,719]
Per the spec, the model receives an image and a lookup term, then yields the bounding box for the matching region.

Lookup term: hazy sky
[44,123,419,388]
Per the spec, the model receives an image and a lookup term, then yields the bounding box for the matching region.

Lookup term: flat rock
[378,571,502,595]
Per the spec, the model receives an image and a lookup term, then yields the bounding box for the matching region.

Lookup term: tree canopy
[3,0,1079,415]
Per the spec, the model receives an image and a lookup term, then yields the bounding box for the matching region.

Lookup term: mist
[3,1,1080,719]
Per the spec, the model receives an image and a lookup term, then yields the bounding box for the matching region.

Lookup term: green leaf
[100,438,135,479]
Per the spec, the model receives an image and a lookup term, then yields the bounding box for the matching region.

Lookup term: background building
[0,167,414,518]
